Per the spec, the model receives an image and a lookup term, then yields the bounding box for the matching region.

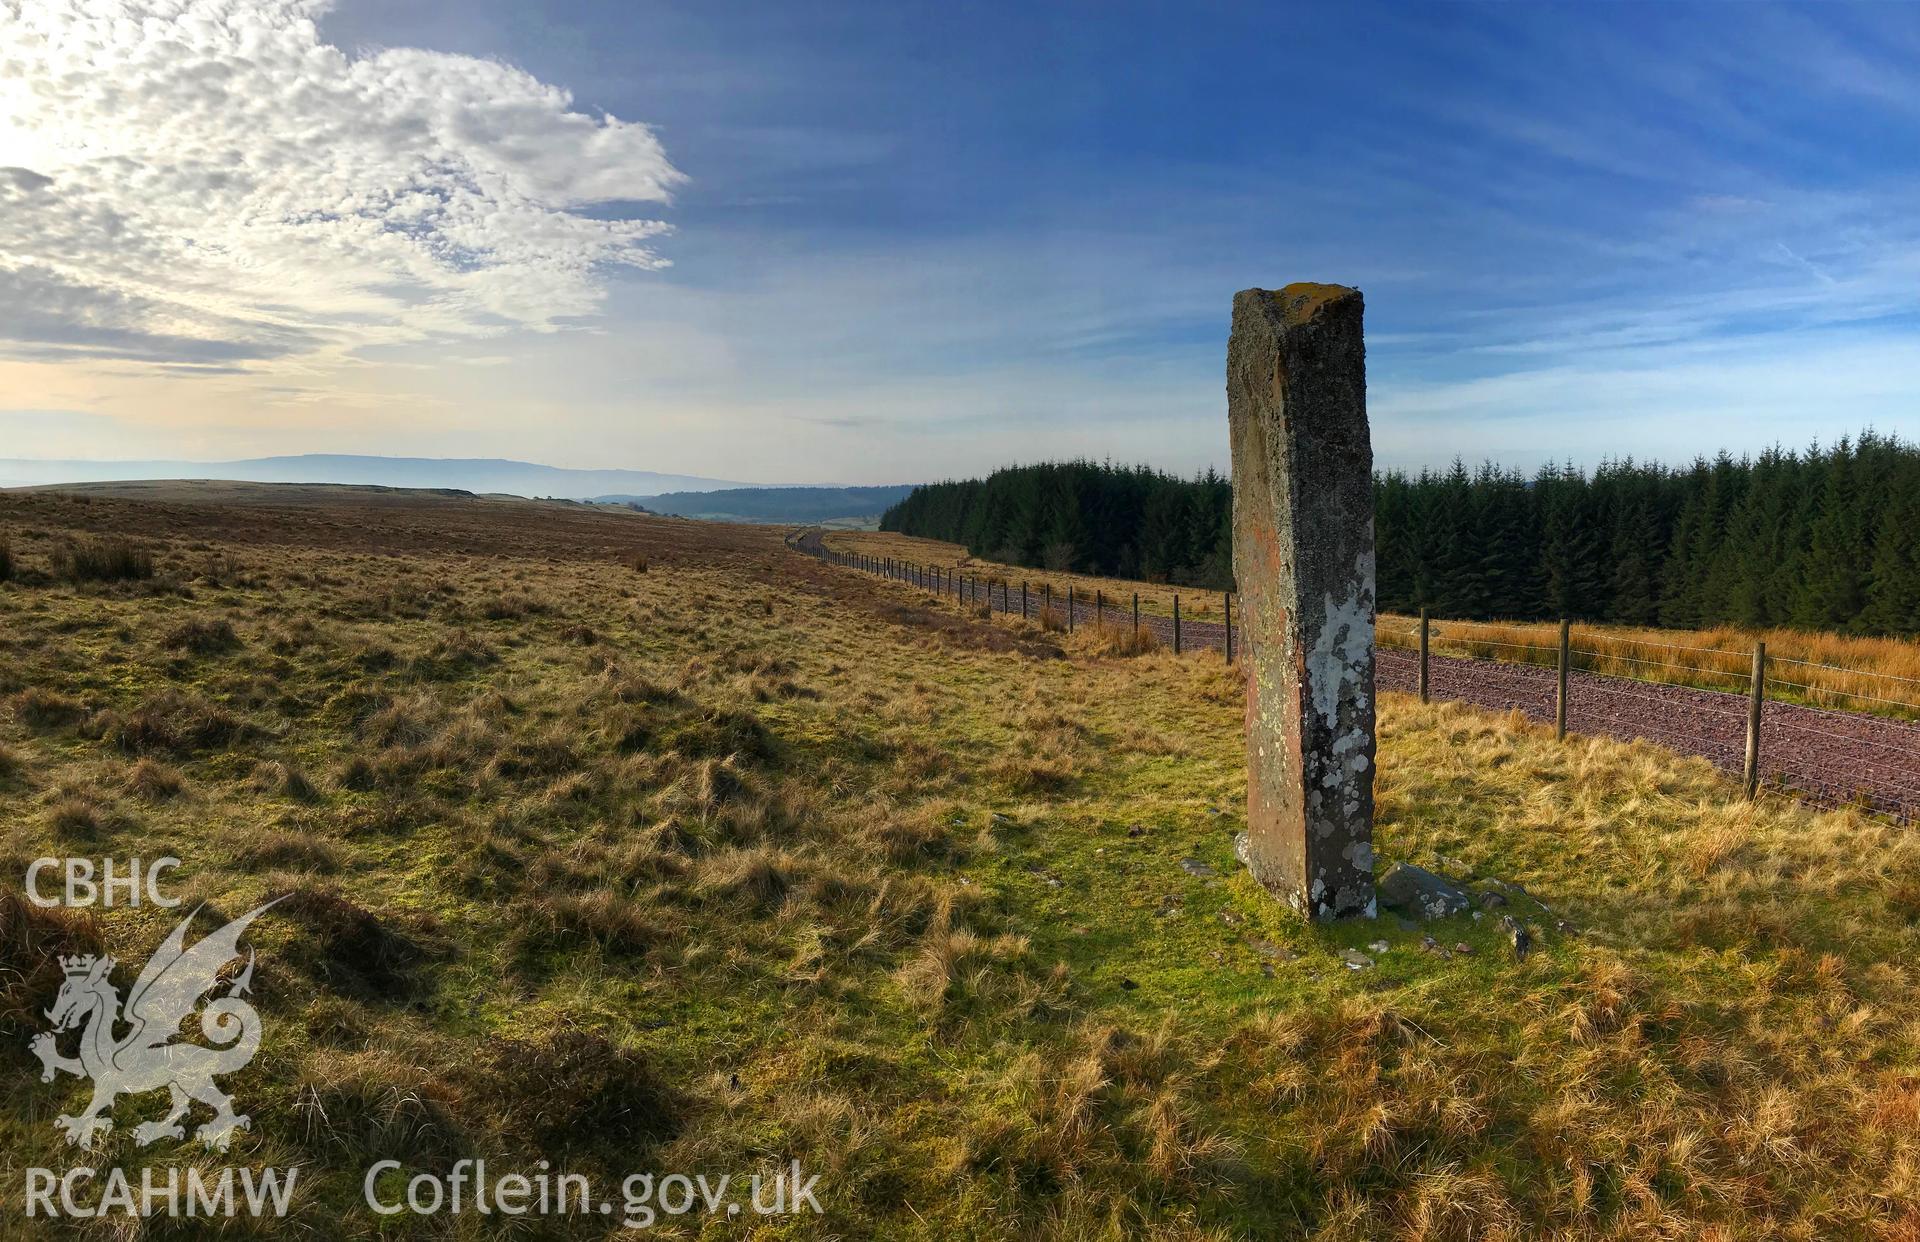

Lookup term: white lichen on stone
[1307,586,1373,730]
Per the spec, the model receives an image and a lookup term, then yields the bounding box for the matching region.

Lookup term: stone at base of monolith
[1227,283,1377,920]
[1377,863,1470,920]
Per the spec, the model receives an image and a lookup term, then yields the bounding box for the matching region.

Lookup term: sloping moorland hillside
[2,486,1918,1239]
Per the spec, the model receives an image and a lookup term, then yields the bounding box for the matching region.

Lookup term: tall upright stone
[1227,283,1377,920]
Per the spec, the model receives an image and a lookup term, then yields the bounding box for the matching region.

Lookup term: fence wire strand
[797,532,1917,823]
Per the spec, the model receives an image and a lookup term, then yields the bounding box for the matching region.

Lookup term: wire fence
[790,530,1920,823]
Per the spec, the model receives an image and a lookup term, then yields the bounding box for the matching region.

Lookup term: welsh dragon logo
[29,898,282,1152]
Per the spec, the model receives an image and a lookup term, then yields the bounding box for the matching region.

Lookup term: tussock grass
[163,614,241,654]
[51,534,153,582]
[482,1028,683,1151]
[279,888,439,1000]
[0,893,102,1042]
[123,756,185,800]
[44,794,103,839]
[3,488,1917,1237]
[93,688,246,755]
[1091,618,1163,657]
[9,686,85,729]
[227,828,340,873]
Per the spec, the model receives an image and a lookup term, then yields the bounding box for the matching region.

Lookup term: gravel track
[798,536,1920,821]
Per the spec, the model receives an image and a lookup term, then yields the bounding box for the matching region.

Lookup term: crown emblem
[59,954,99,977]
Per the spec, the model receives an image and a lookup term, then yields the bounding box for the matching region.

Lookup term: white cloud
[0,0,683,368]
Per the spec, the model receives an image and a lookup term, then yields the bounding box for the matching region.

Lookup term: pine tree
[1861,489,1920,635]
[877,434,1917,634]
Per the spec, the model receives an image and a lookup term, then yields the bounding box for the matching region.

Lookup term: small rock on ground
[1378,862,1472,920]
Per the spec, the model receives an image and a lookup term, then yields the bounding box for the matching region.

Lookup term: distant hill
[601,485,915,526]
[0,453,752,498]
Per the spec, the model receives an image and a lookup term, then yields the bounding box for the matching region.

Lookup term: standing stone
[1227,283,1376,920]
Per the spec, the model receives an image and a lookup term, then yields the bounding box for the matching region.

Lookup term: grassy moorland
[822,530,1920,718]
[4,487,1920,1239]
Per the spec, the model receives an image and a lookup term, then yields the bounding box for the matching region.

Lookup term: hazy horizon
[4,1,1918,483]
[8,426,1914,498]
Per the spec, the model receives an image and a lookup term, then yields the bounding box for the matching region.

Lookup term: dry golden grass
[1,486,1917,1237]
[828,529,1920,716]
[1387,613,1920,717]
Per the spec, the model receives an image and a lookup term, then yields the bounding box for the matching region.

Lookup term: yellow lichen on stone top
[1268,282,1359,327]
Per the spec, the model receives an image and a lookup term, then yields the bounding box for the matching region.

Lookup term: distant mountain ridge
[598,485,915,525]
[0,453,755,497]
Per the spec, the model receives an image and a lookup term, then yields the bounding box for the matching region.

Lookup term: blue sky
[2,1,1917,482]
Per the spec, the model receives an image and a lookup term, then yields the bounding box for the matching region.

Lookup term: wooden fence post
[1068,586,1075,633]
[1224,592,1233,662]
[1022,581,1028,618]
[1132,592,1139,638]
[1744,640,1767,800]
[1555,619,1571,741]
[1173,595,1182,654]
[1418,607,1430,703]
[1096,590,1104,627]
[1044,583,1052,618]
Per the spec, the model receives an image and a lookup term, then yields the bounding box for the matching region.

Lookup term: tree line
[879,432,1920,635]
